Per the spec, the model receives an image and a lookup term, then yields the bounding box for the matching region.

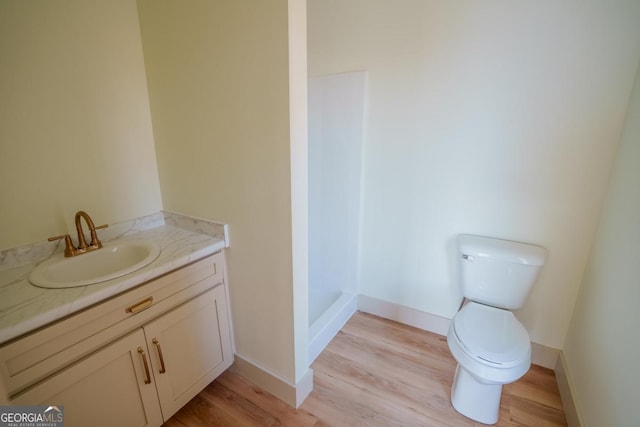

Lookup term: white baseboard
[357,294,451,336]
[530,341,560,370]
[555,351,583,427]
[357,294,559,369]
[231,354,314,408]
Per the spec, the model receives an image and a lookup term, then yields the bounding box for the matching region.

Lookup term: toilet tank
[457,234,547,310]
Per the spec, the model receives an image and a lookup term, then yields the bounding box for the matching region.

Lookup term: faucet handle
[87,223,108,248]
[48,234,76,257]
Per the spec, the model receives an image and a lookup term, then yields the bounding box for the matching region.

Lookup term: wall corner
[555,351,584,427]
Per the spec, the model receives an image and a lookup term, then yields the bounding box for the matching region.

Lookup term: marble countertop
[0,212,228,345]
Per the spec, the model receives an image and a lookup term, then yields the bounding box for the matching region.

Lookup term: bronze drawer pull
[126,297,153,314]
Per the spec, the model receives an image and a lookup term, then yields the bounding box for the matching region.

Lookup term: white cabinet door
[11,329,163,427]
[144,285,233,420]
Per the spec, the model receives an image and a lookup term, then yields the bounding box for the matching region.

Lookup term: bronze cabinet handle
[137,347,152,384]
[152,338,166,374]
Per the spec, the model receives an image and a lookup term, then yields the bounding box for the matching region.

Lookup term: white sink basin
[29,241,161,289]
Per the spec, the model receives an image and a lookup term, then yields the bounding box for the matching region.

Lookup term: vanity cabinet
[0,252,233,427]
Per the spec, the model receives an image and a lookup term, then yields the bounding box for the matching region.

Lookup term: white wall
[308,0,640,349]
[137,0,310,393]
[0,0,162,250]
[562,65,640,426]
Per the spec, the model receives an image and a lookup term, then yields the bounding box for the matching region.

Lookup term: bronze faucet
[48,211,108,257]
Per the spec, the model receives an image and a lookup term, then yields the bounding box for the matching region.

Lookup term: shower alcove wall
[308,72,366,363]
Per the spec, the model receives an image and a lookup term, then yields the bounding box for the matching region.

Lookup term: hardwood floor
[164,312,567,426]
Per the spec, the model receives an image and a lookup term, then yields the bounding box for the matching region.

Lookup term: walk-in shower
[308,72,366,363]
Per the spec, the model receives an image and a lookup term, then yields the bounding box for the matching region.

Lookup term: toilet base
[451,364,502,425]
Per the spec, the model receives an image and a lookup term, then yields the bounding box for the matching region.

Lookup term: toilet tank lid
[457,234,547,266]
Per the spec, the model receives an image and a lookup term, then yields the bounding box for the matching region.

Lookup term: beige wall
[1,0,307,396]
[563,66,640,426]
[137,0,307,385]
[0,0,162,250]
[308,0,640,349]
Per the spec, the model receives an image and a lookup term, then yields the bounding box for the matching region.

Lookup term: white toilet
[447,234,547,424]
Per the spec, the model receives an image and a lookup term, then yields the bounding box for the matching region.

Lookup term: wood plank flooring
[164,312,567,426]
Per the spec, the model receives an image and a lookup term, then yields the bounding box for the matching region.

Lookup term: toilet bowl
[447,234,547,424]
[447,302,531,424]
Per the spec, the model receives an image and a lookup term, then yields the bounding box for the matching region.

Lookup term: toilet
[447,234,547,424]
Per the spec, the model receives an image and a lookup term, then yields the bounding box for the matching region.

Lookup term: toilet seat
[452,302,530,368]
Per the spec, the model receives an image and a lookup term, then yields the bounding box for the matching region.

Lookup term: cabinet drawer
[0,252,224,398]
